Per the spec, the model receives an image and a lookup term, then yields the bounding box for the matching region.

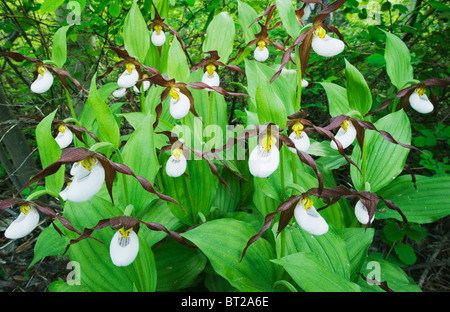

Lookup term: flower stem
[208,91,214,126]
[65,88,77,120]
[361,135,368,190]
[115,148,129,205]
[295,45,302,112]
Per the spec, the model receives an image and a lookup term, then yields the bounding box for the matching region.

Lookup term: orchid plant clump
[0,0,449,293]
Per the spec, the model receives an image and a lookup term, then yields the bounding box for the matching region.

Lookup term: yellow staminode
[37,65,46,76]
[261,135,277,153]
[58,124,66,134]
[301,195,314,211]
[314,26,326,40]
[154,24,162,35]
[172,147,183,161]
[126,63,135,74]
[119,227,131,239]
[80,156,96,171]
[341,119,351,131]
[206,63,216,77]
[20,204,31,215]
[257,40,266,51]
[416,87,426,97]
[292,122,304,137]
[170,87,180,101]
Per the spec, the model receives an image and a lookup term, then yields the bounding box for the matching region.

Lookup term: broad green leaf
[28,220,68,269]
[345,59,372,117]
[168,37,190,82]
[395,243,416,265]
[202,12,235,64]
[154,238,207,291]
[358,256,421,292]
[86,74,120,148]
[51,25,71,68]
[120,112,159,213]
[255,81,287,127]
[64,196,157,292]
[350,110,411,192]
[123,0,150,63]
[35,109,64,195]
[278,225,352,280]
[320,82,350,117]
[40,0,65,13]
[272,252,362,292]
[338,227,374,280]
[49,278,90,292]
[245,59,296,115]
[275,0,300,38]
[383,31,414,90]
[181,218,276,292]
[237,0,259,43]
[377,174,450,223]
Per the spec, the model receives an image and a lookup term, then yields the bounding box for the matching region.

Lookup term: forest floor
[0,207,449,292]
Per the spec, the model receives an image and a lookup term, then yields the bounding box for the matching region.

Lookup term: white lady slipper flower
[54,124,73,149]
[409,87,434,114]
[254,40,269,62]
[133,74,151,94]
[110,227,139,267]
[151,25,166,47]
[31,65,54,94]
[4,204,40,239]
[294,195,329,235]
[330,119,357,150]
[249,133,280,178]
[112,87,127,98]
[117,63,139,88]
[166,147,187,177]
[301,79,309,88]
[202,63,220,91]
[59,156,105,203]
[354,200,375,225]
[288,122,310,153]
[169,87,190,119]
[311,26,345,58]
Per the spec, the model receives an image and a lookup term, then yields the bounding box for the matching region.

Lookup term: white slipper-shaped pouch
[4,205,40,239]
[409,88,434,114]
[110,228,139,267]
[31,66,54,94]
[330,120,357,150]
[294,197,329,235]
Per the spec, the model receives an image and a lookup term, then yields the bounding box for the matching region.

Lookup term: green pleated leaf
[51,25,71,69]
[181,218,276,292]
[237,0,260,43]
[338,227,374,279]
[377,174,450,223]
[64,196,157,292]
[29,219,68,269]
[202,12,235,64]
[86,74,120,148]
[275,0,300,39]
[272,252,362,292]
[35,109,65,195]
[350,110,411,192]
[320,82,350,117]
[383,31,414,90]
[154,238,207,291]
[279,225,352,280]
[167,37,190,82]
[120,111,159,213]
[358,256,421,292]
[345,59,372,117]
[123,0,150,63]
[255,81,287,127]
